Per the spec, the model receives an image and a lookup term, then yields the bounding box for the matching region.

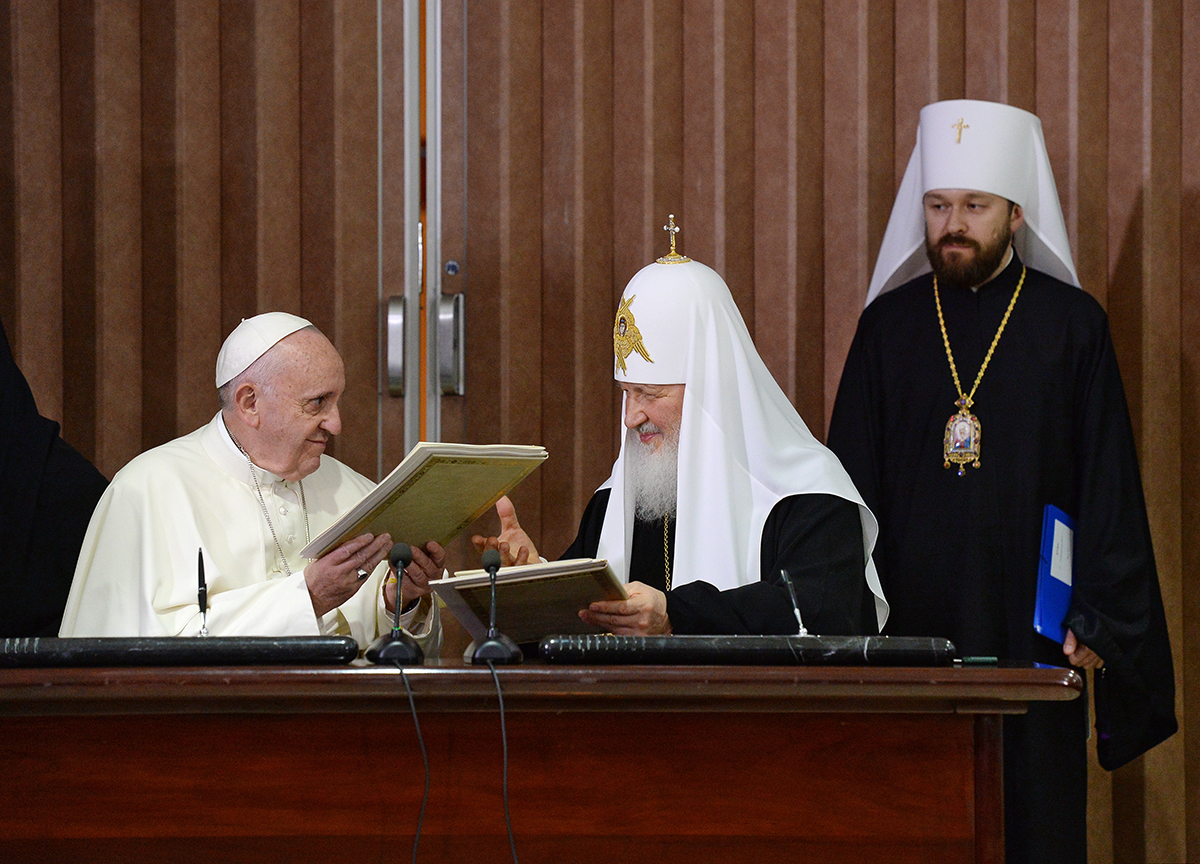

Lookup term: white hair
[626,424,679,522]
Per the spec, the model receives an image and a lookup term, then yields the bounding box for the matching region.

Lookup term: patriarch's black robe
[827,254,1176,864]
[1,319,108,636]
[561,489,875,635]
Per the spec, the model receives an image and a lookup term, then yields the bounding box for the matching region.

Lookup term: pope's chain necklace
[934,265,1025,475]
[225,422,310,576]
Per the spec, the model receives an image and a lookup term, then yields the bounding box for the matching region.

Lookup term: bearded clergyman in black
[827,100,1176,864]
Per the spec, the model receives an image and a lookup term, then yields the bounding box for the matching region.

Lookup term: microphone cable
[393,660,429,864]
[487,660,520,864]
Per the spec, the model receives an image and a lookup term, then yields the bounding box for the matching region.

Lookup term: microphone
[365,543,425,665]
[470,548,522,665]
[780,568,809,636]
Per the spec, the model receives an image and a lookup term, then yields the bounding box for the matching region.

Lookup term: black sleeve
[0,421,109,637]
[559,489,610,560]
[1060,303,1177,769]
[665,494,870,636]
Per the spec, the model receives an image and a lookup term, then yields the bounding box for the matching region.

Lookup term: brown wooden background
[1,2,1195,861]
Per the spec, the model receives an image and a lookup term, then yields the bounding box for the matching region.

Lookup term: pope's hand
[579,581,671,636]
[471,495,540,566]
[305,532,392,617]
[384,541,446,613]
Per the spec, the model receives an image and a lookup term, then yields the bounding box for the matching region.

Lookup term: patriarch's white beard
[626,423,678,522]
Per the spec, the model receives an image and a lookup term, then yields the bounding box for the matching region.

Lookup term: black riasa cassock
[827,253,1176,864]
[561,489,875,636]
[1,318,109,636]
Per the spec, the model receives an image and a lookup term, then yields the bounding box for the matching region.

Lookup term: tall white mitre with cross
[865,99,1080,306]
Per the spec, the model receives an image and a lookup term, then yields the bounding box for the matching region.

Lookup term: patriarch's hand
[579,581,671,636]
[470,495,540,566]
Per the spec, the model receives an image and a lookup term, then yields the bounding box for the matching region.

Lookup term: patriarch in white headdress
[597,242,889,630]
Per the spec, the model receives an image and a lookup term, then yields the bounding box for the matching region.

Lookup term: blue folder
[1033,504,1075,644]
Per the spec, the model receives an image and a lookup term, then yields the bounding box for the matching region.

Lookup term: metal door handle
[387,296,405,396]
[438,293,464,395]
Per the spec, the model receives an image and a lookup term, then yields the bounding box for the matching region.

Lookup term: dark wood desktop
[0,662,1080,864]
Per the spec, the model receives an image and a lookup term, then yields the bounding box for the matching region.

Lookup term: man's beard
[626,423,679,522]
[925,221,1012,289]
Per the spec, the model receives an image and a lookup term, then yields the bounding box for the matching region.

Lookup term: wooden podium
[0,663,1080,863]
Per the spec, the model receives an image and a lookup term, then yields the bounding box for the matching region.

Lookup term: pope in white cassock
[60,313,442,653]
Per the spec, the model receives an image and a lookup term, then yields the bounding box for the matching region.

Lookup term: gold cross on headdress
[656,214,691,264]
[952,117,969,143]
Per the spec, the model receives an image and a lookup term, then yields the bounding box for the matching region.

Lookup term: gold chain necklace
[663,514,672,591]
[934,266,1025,475]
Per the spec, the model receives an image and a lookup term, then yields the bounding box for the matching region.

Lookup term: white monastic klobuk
[866,99,1080,305]
[599,253,888,629]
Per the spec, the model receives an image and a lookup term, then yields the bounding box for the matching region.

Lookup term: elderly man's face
[923,189,1024,288]
[621,382,684,452]
[249,329,345,482]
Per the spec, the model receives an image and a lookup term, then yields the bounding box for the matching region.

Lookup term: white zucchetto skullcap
[865,99,1079,305]
[215,312,313,387]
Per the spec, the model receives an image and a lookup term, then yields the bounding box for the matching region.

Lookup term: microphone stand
[471,549,522,665]
[366,543,424,665]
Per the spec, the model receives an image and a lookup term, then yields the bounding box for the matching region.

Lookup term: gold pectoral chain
[934,266,1025,475]
[663,514,672,591]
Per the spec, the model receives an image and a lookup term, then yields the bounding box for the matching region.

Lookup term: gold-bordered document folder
[301,442,547,559]
[431,558,627,644]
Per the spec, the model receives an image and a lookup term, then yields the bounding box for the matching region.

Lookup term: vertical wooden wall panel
[822,0,893,426]
[141,0,178,450]
[893,0,964,182]
[378,0,407,476]
[438,0,468,463]
[331,0,384,481]
[219,0,257,332]
[300,0,336,334]
[611,0,683,285]
[751,0,824,428]
[4,0,63,421]
[1107,7,1151,858]
[538,0,614,555]
[462,1,545,544]
[253,3,300,313]
[297,0,380,479]
[681,0,755,319]
[965,0,1035,110]
[59,0,98,457]
[1139,3,1184,860]
[462,5,502,459]
[0,2,12,345]
[92,0,142,477]
[174,0,222,435]
[1069,2,1110,304]
[1182,1,1200,852]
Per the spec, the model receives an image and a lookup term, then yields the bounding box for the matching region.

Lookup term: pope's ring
[356,567,370,580]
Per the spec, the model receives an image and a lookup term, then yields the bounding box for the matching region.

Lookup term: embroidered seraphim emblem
[614,295,653,374]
